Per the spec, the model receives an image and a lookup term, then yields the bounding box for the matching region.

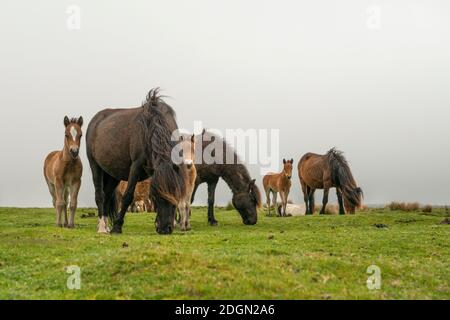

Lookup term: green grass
[0,207,449,300]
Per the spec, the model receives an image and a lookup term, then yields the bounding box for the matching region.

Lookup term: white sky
[0,0,449,207]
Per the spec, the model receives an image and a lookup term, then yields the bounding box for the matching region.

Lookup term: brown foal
[177,134,197,231]
[263,159,293,217]
[117,179,153,213]
[44,116,83,228]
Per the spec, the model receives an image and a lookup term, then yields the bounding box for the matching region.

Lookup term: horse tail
[327,148,363,208]
[140,88,186,205]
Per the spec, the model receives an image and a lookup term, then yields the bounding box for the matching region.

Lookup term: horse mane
[139,88,185,205]
[326,148,363,208]
[200,130,261,207]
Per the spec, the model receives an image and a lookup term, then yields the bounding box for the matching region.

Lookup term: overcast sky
[1,0,449,207]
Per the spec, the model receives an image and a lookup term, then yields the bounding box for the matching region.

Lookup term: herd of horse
[43,88,363,235]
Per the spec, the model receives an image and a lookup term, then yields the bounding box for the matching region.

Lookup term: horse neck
[61,144,71,162]
[61,143,76,164]
[275,167,287,180]
[184,165,197,188]
[221,165,249,196]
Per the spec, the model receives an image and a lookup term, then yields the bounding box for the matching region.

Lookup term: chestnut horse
[117,179,153,213]
[44,116,83,228]
[298,148,363,215]
[263,159,293,217]
[86,88,186,235]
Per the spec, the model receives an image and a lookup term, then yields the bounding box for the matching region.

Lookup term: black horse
[86,88,186,235]
[191,131,261,226]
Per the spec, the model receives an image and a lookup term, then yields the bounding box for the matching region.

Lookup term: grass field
[0,207,448,300]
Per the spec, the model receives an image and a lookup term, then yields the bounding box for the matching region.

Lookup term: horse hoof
[110,226,122,234]
[67,224,75,229]
[56,223,63,228]
[208,220,218,226]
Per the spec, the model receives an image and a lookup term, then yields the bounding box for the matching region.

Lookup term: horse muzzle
[156,225,173,235]
[69,148,79,159]
[243,217,257,225]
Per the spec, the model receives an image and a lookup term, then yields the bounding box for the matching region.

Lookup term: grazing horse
[117,179,153,213]
[176,134,197,231]
[86,88,186,235]
[298,148,363,215]
[44,116,83,228]
[263,159,293,217]
[191,131,261,226]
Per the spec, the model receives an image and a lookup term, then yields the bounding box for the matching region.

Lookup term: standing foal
[177,134,197,231]
[44,116,83,228]
[263,159,293,217]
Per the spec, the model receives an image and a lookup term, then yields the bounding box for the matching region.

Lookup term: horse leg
[111,174,138,234]
[185,203,191,231]
[265,188,271,216]
[207,179,219,226]
[63,188,69,227]
[179,202,190,231]
[301,180,309,215]
[189,180,200,218]
[46,181,56,208]
[101,176,120,233]
[68,180,81,228]
[308,188,315,214]
[337,188,345,215]
[145,199,152,213]
[89,160,109,233]
[54,179,65,227]
[320,188,329,215]
[279,191,286,217]
[284,190,291,217]
[272,191,279,217]
[190,180,200,205]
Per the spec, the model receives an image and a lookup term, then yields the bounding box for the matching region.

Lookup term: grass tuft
[387,202,420,212]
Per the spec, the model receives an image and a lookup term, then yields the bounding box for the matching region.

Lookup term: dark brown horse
[86,88,186,235]
[298,148,363,215]
[191,130,261,226]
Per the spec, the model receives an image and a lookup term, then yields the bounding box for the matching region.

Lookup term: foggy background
[1,0,449,208]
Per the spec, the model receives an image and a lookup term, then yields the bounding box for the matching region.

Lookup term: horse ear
[290,158,294,164]
[180,135,184,141]
[283,158,286,164]
[202,128,206,135]
[191,134,195,142]
[77,116,84,127]
[64,116,70,127]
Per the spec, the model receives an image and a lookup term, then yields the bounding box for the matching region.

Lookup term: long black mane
[327,148,363,208]
[139,88,185,205]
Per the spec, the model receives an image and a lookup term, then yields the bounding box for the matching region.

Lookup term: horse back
[298,152,329,188]
[86,107,144,180]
